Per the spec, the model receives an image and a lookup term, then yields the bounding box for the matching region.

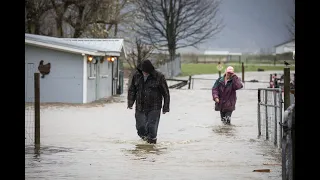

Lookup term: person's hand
[214,98,219,103]
[127,106,132,109]
[231,73,237,77]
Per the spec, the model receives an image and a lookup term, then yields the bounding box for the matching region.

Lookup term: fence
[25,73,40,149]
[156,55,181,78]
[180,53,295,65]
[257,88,283,148]
[281,103,295,180]
[188,76,270,90]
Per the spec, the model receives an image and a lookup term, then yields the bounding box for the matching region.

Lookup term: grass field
[180,63,295,76]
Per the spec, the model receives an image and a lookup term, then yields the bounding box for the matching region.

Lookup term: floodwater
[25,71,287,180]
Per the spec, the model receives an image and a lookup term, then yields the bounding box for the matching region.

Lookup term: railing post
[242,62,245,84]
[278,88,283,149]
[284,67,291,110]
[257,89,261,136]
[274,90,278,146]
[188,75,192,89]
[34,73,40,150]
[191,78,194,89]
[265,90,269,140]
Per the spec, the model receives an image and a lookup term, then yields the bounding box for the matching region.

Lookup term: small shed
[25,33,126,103]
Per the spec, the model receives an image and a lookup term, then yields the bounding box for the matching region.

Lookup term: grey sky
[178,0,295,54]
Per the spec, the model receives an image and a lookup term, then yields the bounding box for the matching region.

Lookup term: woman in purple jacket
[212,66,243,124]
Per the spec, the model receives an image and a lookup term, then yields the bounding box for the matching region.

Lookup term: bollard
[283,67,290,110]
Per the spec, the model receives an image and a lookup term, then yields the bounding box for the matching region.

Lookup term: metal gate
[25,65,40,149]
[25,63,35,146]
[257,88,283,148]
[25,63,35,102]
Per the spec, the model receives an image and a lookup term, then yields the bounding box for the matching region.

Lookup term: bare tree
[49,0,115,37]
[287,0,295,40]
[287,15,295,40]
[25,0,52,34]
[136,0,224,62]
[126,37,154,70]
[26,0,138,38]
[85,0,140,38]
[126,37,154,87]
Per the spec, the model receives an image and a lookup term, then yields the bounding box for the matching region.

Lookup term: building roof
[204,51,242,56]
[274,39,295,48]
[204,51,229,55]
[228,52,242,56]
[25,33,126,57]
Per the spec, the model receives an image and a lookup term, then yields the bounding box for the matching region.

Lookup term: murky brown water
[25,71,284,180]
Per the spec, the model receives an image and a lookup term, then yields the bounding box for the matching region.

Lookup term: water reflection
[122,142,168,162]
[212,124,236,137]
[128,143,167,155]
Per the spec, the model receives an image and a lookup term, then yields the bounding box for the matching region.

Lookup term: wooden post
[241,62,245,83]
[188,75,192,89]
[34,73,40,150]
[284,67,290,110]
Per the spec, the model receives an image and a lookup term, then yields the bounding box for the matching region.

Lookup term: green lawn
[180,63,295,76]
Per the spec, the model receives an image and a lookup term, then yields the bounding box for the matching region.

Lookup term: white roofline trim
[25,39,106,56]
[105,52,121,56]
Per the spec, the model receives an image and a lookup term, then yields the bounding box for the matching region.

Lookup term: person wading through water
[212,66,243,124]
[127,60,170,144]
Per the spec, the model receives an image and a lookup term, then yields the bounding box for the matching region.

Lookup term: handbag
[214,102,221,111]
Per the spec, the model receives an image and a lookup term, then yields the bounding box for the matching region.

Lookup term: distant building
[274,39,295,54]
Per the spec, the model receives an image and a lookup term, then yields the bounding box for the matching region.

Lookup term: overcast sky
[177,0,295,54]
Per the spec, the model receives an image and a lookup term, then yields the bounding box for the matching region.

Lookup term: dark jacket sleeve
[127,74,137,108]
[232,75,243,90]
[212,78,220,100]
[159,75,170,112]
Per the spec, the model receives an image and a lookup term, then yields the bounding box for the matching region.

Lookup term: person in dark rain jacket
[127,60,170,144]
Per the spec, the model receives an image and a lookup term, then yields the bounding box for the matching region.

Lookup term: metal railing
[257,88,283,148]
[281,103,295,180]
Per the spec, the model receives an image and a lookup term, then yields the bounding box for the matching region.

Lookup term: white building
[274,40,295,54]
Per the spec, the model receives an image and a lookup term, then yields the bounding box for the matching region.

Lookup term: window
[88,62,96,78]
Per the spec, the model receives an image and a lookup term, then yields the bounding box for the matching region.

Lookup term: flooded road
[25,71,285,180]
